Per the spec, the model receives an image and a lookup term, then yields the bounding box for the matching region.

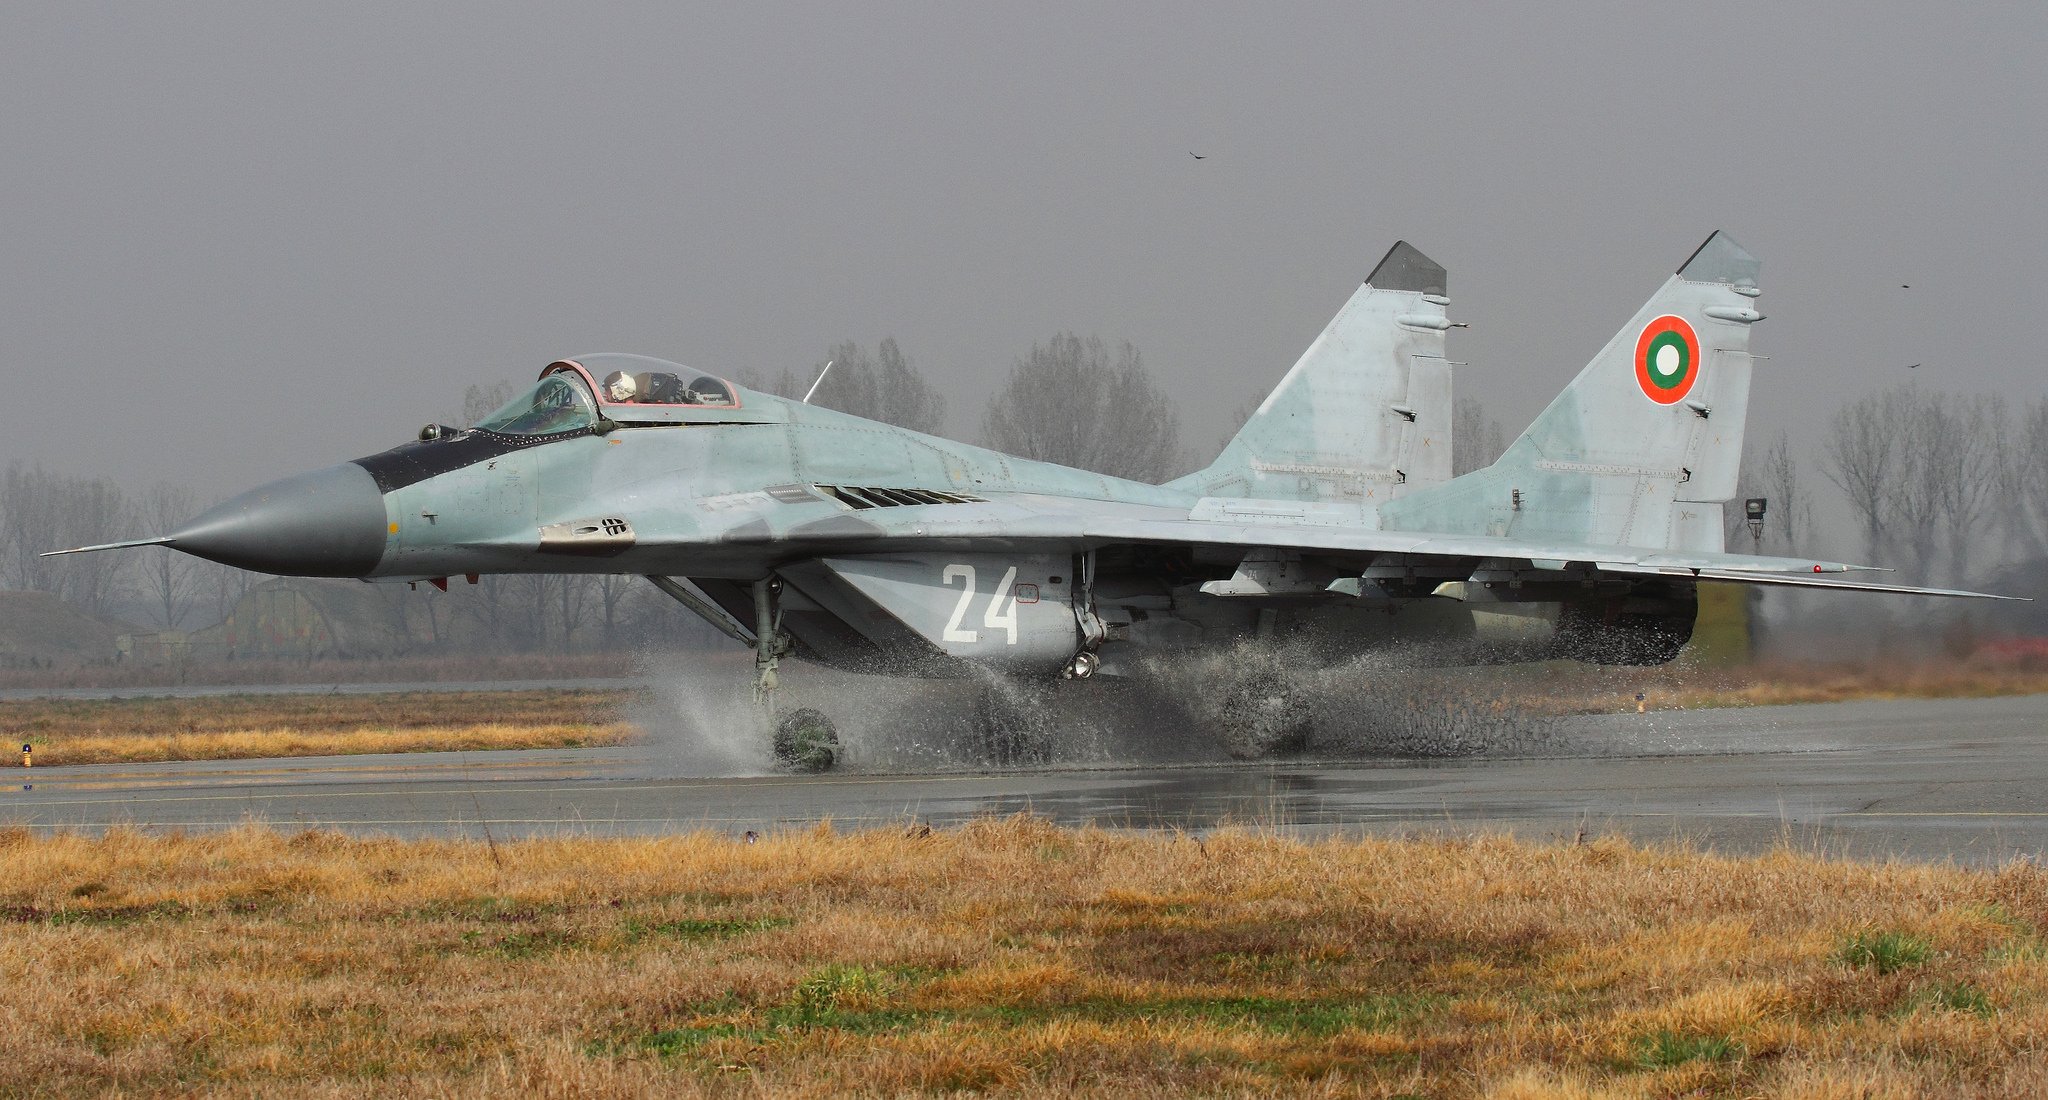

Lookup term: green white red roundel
[1634,315,1700,405]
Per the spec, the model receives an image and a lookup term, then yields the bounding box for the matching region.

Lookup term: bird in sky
[1901,284,1911,289]
[1189,151,1206,160]
[1907,363,1921,369]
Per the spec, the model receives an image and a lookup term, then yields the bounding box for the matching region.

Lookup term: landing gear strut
[643,574,842,772]
[752,578,838,772]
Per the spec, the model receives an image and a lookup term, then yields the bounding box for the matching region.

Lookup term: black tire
[773,707,839,772]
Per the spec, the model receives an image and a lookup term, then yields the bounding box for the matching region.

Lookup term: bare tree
[461,573,517,650]
[1889,395,1950,583]
[2001,397,2048,562]
[555,573,593,652]
[980,333,1182,482]
[1825,388,1907,567]
[1724,430,1812,555]
[1759,431,1811,553]
[33,474,133,617]
[504,572,558,651]
[1924,395,2003,586]
[867,338,947,435]
[408,578,451,647]
[458,381,517,427]
[368,583,423,656]
[137,482,199,628]
[739,364,805,400]
[594,573,640,649]
[749,339,947,435]
[0,464,122,600]
[1824,386,2005,584]
[1452,395,1507,477]
[0,463,65,592]
[202,561,256,628]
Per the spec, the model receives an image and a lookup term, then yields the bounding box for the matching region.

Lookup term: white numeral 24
[941,563,1018,645]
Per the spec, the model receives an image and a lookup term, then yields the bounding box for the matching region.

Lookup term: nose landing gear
[751,578,840,772]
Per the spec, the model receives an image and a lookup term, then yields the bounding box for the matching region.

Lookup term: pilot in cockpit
[599,368,733,406]
[601,370,638,403]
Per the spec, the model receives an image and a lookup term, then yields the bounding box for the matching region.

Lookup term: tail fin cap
[1678,231,1760,288]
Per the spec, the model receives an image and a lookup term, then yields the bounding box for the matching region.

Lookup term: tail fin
[1380,231,1761,552]
[1167,241,1454,503]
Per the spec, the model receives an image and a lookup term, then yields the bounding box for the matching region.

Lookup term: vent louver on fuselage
[815,485,987,510]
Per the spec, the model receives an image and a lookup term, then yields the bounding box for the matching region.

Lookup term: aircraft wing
[734,493,2022,601]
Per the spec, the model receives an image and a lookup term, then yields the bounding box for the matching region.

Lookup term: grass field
[2,689,631,765]
[0,652,629,691]
[1475,657,2048,716]
[2,819,2045,1097]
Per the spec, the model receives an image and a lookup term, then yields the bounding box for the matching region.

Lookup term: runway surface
[6,694,2048,863]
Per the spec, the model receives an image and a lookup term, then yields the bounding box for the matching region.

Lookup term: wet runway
[5,694,2048,863]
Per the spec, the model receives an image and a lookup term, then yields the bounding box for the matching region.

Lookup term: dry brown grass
[0,652,629,691]
[1,820,2045,1097]
[1453,658,2048,718]
[2,689,632,765]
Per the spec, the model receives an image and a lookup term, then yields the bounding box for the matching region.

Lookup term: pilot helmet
[601,370,638,403]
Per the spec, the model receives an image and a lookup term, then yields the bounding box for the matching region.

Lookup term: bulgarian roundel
[1634,315,1701,405]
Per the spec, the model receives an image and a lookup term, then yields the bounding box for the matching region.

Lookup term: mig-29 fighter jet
[50,233,2015,769]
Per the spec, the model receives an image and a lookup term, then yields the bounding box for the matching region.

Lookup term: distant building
[116,630,191,665]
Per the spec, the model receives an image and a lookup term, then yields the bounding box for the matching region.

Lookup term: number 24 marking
[941,563,1018,645]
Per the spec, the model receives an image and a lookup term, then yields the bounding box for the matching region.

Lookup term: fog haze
[4,2,2043,524]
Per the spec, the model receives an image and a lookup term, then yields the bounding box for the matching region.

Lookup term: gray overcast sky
[3,2,2044,510]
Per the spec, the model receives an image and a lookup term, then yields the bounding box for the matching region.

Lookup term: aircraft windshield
[475,375,597,436]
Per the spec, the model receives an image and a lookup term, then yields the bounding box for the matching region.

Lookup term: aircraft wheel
[1216,668,1314,761]
[974,685,1051,768]
[773,707,839,772]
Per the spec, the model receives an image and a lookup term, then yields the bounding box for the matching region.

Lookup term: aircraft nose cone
[171,463,388,577]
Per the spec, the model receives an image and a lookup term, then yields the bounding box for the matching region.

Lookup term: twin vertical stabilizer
[1167,242,1455,504]
[1379,231,1762,553]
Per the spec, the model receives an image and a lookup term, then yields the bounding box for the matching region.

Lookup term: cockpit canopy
[556,354,737,410]
[470,355,747,436]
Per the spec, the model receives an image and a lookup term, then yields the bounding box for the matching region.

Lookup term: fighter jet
[50,233,2015,769]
